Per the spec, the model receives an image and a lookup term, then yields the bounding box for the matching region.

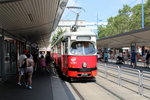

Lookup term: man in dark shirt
[146,51,150,68]
[131,50,136,68]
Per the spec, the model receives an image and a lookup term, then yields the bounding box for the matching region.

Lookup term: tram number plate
[81,73,88,76]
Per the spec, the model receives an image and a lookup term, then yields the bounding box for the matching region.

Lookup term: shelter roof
[0,0,68,48]
[97,27,150,48]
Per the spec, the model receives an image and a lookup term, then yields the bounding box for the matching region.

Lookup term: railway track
[95,81,124,100]
[67,80,121,100]
[69,83,85,100]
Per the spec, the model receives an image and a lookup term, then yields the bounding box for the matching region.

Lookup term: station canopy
[97,27,150,48]
[0,0,68,48]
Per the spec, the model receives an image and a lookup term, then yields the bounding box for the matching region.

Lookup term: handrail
[101,63,146,95]
[141,71,150,96]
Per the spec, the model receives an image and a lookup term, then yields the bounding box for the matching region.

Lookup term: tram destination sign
[77,36,91,40]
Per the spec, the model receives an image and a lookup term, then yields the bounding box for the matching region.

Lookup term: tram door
[62,41,68,74]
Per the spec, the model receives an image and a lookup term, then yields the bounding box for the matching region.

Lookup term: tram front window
[70,42,96,55]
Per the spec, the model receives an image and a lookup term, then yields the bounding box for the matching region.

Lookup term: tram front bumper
[67,68,97,77]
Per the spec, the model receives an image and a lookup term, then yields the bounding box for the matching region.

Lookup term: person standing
[17,50,28,86]
[32,51,38,71]
[131,50,136,68]
[45,52,51,73]
[40,55,46,72]
[104,51,108,63]
[26,53,34,89]
[145,51,150,68]
[97,52,100,62]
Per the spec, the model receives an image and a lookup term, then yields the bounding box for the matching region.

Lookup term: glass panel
[4,41,11,74]
[4,36,17,74]
[10,41,17,74]
[70,41,96,55]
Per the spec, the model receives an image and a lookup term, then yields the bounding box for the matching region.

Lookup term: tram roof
[51,31,96,47]
[0,0,68,48]
[97,27,150,48]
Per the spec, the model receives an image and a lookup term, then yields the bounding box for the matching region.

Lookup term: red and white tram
[51,31,97,80]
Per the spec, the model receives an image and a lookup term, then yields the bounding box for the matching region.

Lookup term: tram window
[70,42,96,55]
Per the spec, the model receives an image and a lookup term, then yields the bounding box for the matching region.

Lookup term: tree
[98,2,150,39]
[130,4,142,30]
[145,0,150,27]
[51,28,66,45]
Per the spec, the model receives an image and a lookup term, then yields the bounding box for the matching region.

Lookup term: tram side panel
[51,46,58,66]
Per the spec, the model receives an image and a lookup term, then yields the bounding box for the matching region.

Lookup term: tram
[51,31,97,80]
[51,7,97,80]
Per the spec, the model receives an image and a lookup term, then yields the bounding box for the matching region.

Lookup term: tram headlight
[82,62,87,68]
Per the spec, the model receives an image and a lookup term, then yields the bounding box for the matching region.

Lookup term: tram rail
[69,83,85,100]
[95,80,124,100]
[68,81,122,100]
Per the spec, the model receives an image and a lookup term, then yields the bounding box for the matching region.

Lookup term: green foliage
[98,1,150,39]
[145,0,150,27]
[51,28,66,45]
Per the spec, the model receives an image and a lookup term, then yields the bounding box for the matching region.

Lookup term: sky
[61,0,142,23]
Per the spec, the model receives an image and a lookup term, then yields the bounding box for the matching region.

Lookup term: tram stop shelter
[0,0,68,81]
[97,27,150,48]
[97,27,150,66]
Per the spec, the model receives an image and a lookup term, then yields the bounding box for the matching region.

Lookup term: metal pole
[141,72,143,96]
[118,66,121,86]
[142,0,144,29]
[138,70,142,95]
[104,63,108,79]
[97,13,99,37]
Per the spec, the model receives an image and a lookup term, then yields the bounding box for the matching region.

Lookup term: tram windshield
[70,42,96,55]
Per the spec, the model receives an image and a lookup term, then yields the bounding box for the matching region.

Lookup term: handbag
[21,59,26,68]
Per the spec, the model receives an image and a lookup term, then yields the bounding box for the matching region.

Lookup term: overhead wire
[62,0,83,20]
